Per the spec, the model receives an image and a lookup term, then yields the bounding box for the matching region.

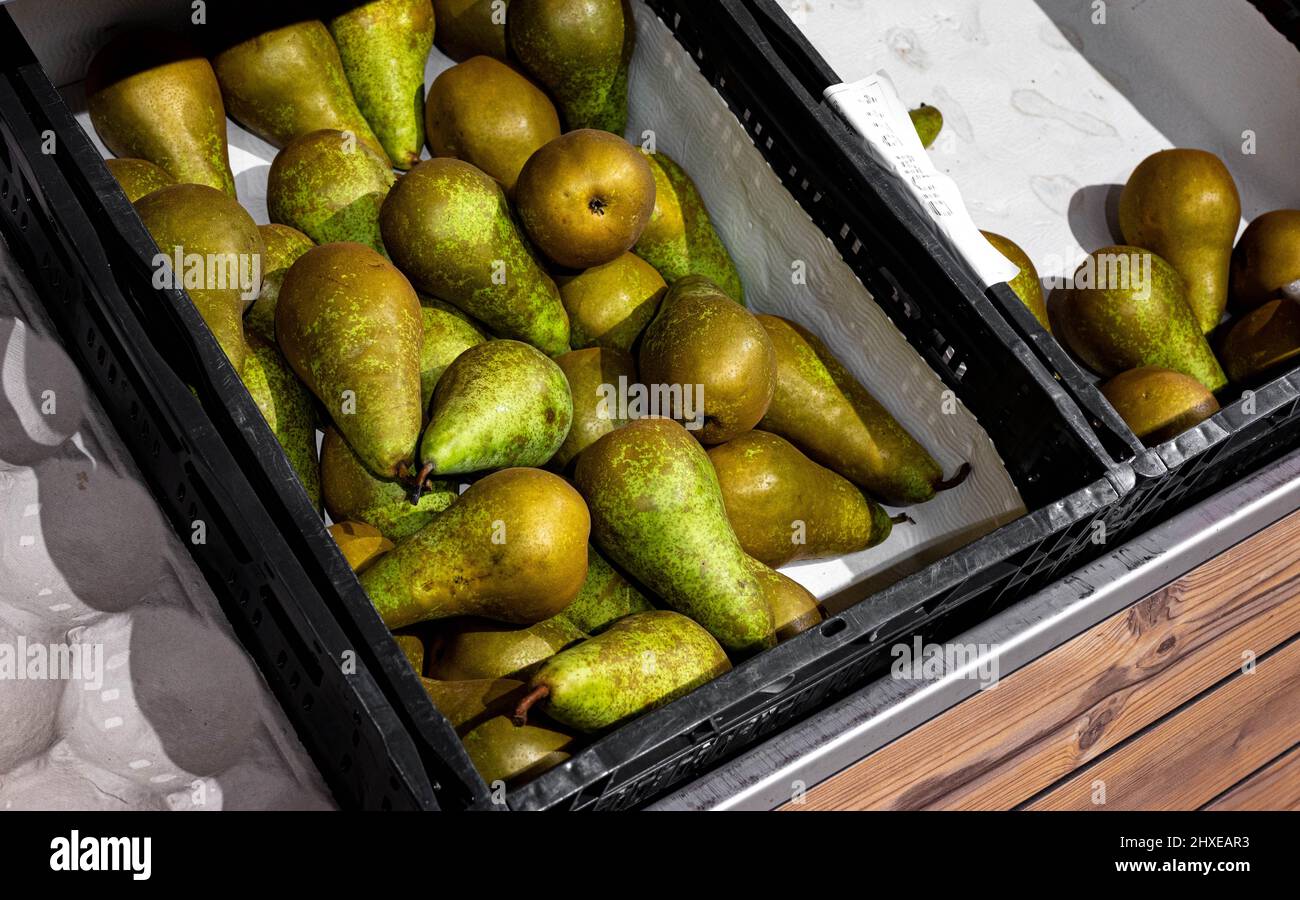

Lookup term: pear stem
[934,462,973,493]
[407,462,435,506]
[512,685,550,727]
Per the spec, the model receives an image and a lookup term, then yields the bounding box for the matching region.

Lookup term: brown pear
[425,56,561,195]
[1220,299,1300,385]
[756,314,955,506]
[212,20,387,162]
[514,129,656,269]
[87,31,236,195]
[746,558,822,641]
[1229,210,1300,313]
[638,276,776,444]
[134,184,265,374]
[1100,366,1220,445]
[1119,149,1240,333]
[426,617,587,681]
[709,430,897,567]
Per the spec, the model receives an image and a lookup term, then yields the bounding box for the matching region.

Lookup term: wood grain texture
[1027,639,1300,809]
[1206,745,1300,811]
[790,508,1300,811]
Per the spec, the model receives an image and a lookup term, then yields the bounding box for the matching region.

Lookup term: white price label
[824,71,1019,289]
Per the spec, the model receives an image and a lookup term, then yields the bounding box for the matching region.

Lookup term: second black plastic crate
[1,0,1140,810]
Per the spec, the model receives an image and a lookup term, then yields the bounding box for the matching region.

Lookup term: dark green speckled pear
[418,340,573,477]
[574,417,775,655]
[104,158,175,204]
[276,242,424,478]
[508,0,634,134]
[380,158,570,355]
[359,467,590,629]
[513,610,731,732]
[1053,246,1227,392]
[87,31,236,195]
[757,314,959,507]
[426,616,587,681]
[552,543,654,634]
[212,20,388,163]
[320,426,458,542]
[246,224,314,344]
[134,183,265,375]
[241,334,321,510]
[267,129,396,254]
[418,296,487,409]
[634,153,744,303]
[552,346,635,469]
[433,0,511,61]
[329,0,435,170]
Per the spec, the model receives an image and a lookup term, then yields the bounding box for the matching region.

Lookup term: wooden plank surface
[1206,745,1300,811]
[790,508,1300,811]
[1027,638,1300,809]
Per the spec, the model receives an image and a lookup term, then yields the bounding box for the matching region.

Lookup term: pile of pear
[86,0,970,788]
[975,146,1300,447]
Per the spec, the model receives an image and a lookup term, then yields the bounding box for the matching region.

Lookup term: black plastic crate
[0,0,1137,810]
[0,14,485,811]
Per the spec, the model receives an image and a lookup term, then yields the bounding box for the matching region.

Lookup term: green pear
[417,340,573,478]
[360,467,590,628]
[983,231,1048,331]
[559,252,666,352]
[328,0,436,170]
[267,129,396,254]
[508,0,634,133]
[418,296,487,409]
[320,426,458,542]
[134,183,265,375]
[552,543,654,634]
[421,677,526,732]
[241,334,321,509]
[1053,246,1227,392]
[425,55,561,195]
[104,158,175,204]
[746,557,822,641]
[276,242,424,477]
[461,715,574,784]
[709,430,897,567]
[513,610,731,732]
[1119,149,1240,333]
[87,31,236,195]
[426,616,587,681]
[433,0,511,61]
[246,224,314,344]
[756,314,957,506]
[638,276,776,444]
[574,418,776,655]
[909,105,943,149]
[552,347,634,469]
[379,158,570,355]
[634,153,744,302]
[212,20,388,162]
